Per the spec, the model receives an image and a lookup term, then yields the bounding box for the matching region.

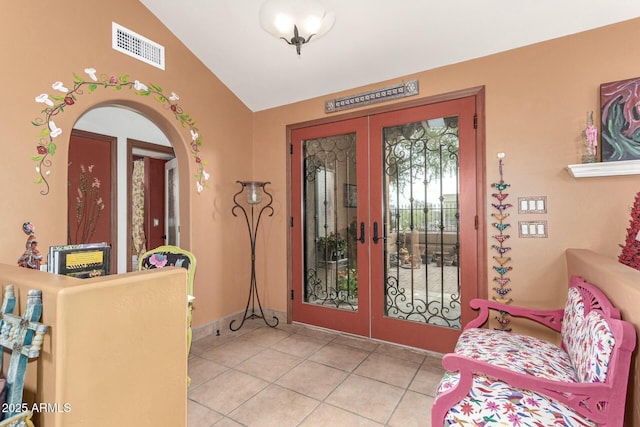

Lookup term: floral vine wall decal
[32,68,209,195]
[490,152,513,332]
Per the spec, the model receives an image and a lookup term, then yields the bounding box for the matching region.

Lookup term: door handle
[373,222,386,244]
[357,222,366,244]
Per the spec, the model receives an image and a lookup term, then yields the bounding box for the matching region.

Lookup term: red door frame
[126,139,175,271]
[288,87,486,352]
[143,157,168,251]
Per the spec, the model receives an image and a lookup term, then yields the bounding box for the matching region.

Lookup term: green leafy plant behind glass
[317,232,347,256]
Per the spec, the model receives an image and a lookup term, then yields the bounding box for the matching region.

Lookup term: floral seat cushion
[140,252,192,271]
[570,310,615,383]
[455,328,578,383]
[437,372,597,426]
[561,287,586,364]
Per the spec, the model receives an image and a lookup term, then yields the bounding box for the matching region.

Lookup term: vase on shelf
[581,111,598,163]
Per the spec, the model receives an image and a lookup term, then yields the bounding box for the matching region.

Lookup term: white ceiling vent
[112,22,165,70]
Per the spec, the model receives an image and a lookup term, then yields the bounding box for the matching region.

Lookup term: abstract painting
[600,77,640,161]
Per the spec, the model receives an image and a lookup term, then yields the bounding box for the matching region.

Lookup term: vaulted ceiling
[140,0,640,112]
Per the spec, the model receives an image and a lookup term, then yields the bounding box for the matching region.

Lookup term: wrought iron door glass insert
[303,134,358,310]
[384,117,461,328]
[229,181,279,330]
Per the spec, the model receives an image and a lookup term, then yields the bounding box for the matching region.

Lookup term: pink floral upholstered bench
[431,275,637,426]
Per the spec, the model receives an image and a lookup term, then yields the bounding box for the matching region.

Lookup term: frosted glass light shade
[259,0,335,42]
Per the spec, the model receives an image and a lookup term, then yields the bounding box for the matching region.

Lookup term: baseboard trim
[192,309,287,341]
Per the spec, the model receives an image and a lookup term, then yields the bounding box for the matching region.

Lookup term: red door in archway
[67,129,116,273]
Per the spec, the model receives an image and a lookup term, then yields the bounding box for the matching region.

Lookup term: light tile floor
[188,319,444,427]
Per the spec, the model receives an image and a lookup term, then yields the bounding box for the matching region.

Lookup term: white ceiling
[140,0,640,112]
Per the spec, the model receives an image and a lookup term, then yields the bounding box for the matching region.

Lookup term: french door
[291,94,482,353]
[291,118,371,336]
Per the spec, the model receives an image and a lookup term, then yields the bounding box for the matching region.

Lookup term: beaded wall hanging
[490,153,513,331]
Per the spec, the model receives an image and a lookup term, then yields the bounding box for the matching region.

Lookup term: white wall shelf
[566,159,640,178]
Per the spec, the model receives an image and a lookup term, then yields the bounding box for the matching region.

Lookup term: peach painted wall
[0,1,253,328]
[253,18,640,322]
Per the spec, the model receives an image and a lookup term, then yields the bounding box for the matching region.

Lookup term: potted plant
[337,268,358,296]
[317,232,347,261]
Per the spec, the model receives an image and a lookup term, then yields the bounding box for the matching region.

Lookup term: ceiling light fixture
[258,0,335,56]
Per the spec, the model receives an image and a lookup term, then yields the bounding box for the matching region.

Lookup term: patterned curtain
[131,160,147,261]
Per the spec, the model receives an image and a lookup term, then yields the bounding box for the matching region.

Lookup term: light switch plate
[518,220,548,238]
[517,196,547,214]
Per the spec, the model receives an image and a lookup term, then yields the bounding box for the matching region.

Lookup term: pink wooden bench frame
[431,275,637,426]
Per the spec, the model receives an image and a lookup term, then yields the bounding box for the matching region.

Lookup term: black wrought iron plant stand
[229,181,279,331]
